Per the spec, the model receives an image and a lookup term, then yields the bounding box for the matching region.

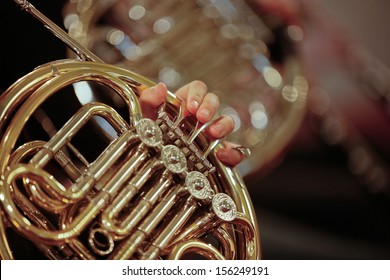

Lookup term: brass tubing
[211,157,262,259]
[100,145,149,196]
[106,170,172,238]
[1,66,143,179]
[171,212,216,243]
[109,186,185,260]
[54,150,83,182]
[168,213,237,260]
[69,0,308,176]
[3,166,114,244]
[118,172,172,231]
[8,141,67,213]
[231,212,257,260]
[168,239,225,260]
[14,0,103,63]
[212,226,236,259]
[100,158,162,236]
[26,130,137,204]
[7,141,82,259]
[141,197,198,260]
[0,68,52,133]
[10,184,56,231]
[66,238,96,260]
[25,177,69,213]
[31,102,130,167]
[0,60,176,134]
[21,102,134,206]
[0,1,264,259]
[8,141,46,166]
[66,142,90,168]
[0,61,179,259]
[88,227,114,256]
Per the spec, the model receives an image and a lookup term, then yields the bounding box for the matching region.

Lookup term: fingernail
[212,123,225,137]
[198,108,210,120]
[191,100,199,110]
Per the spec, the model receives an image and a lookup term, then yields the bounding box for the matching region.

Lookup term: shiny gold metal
[234,146,252,158]
[0,0,260,260]
[63,0,308,176]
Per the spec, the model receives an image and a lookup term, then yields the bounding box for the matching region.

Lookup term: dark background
[1,0,390,259]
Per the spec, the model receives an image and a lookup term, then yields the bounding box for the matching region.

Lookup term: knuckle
[190,80,208,93]
[207,92,220,107]
[222,115,235,132]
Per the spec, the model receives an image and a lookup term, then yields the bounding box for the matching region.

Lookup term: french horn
[0,0,260,260]
[62,0,308,177]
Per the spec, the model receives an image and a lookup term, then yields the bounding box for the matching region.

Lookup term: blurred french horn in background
[0,0,260,260]
[62,0,308,177]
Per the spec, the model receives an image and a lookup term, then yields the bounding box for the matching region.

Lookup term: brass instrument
[0,0,260,260]
[63,0,308,176]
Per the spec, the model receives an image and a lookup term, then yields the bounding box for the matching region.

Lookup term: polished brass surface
[0,0,260,260]
[63,0,308,176]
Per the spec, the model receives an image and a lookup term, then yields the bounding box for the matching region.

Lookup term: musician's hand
[139,81,247,167]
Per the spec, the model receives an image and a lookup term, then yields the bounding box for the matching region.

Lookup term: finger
[207,115,235,139]
[175,80,208,115]
[216,142,248,167]
[196,92,220,123]
[139,82,167,119]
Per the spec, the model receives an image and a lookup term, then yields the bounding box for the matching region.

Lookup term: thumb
[139,82,168,119]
